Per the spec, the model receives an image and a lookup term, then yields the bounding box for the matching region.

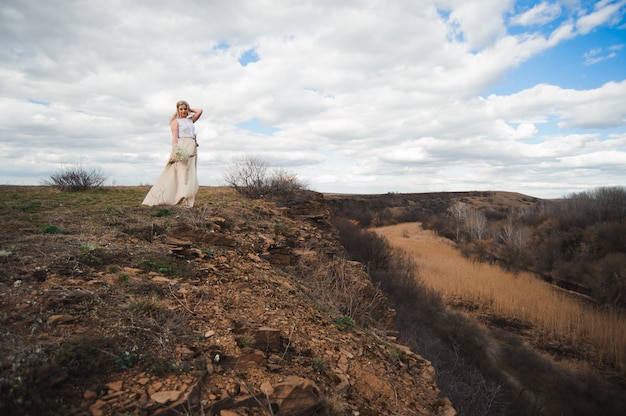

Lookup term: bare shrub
[43,162,107,191]
[267,168,305,194]
[294,251,389,327]
[223,155,269,198]
[223,155,304,198]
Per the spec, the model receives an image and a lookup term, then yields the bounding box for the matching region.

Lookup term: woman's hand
[190,108,203,123]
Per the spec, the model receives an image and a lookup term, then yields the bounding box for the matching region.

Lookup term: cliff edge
[0,186,455,416]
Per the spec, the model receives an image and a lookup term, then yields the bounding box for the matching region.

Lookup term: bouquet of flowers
[172,145,190,163]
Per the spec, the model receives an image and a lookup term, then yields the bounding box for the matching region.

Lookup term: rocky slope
[0,186,455,416]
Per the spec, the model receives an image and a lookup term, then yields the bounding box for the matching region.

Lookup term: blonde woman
[142,100,203,207]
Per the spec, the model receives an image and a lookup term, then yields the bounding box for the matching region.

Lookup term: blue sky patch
[214,41,229,51]
[28,99,50,106]
[237,118,280,135]
[239,48,260,66]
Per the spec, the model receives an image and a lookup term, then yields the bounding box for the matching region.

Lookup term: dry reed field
[374,222,626,374]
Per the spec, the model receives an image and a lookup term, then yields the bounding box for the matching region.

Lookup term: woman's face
[178,105,189,118]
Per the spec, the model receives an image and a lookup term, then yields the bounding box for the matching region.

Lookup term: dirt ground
[0,186,455,416]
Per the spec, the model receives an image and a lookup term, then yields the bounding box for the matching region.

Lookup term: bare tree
[447,201,466,242]
[498,212,529,269]
[466,208,487,241]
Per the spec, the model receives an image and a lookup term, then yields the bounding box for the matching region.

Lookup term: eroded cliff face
[0,186,455,415]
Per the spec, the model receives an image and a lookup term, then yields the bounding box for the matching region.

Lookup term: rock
[339,348,354,359]
[226,381,240,396]
[221,350,266,369]
[101,390,125,401]
[155,378,205,416]
[170,231,237,247]
[89,399,107,416]
[176,345,196,356]
[335,373,351,394]
[253,327,282,351]
[47,314,76,325]
[268,354,282,364]
[438,397,457,416]
[248,252,262,262]
[270,376,320,416]
[164,236,193,246]
[151,276,175,283]
[170,246,204,258]
[122,266,142,275]
[260,380,274,396]
[106,380,123,392]
[83,389,98,400]
[151,390,182,404]
[267,246,292,265]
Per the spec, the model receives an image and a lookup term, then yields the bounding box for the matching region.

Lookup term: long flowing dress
[142,118,199,207]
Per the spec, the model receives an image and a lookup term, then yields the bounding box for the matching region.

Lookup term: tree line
[326,187,625,308]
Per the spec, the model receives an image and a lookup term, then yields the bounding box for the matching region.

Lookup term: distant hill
[324,190,542,227]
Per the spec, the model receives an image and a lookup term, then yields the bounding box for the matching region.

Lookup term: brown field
[374,222,626,374]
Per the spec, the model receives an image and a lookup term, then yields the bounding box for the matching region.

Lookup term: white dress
[142,118,199,207]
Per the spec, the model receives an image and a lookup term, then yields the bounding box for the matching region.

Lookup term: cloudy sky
[1,0,625,198]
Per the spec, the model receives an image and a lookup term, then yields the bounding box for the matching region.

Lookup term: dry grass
[374,222,626,373]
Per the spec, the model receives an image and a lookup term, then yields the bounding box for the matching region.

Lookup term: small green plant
[107,264,122,273]
[312,356,327,372]
[333,315,355,330]
[114,351,133,369]
[79,243,97,252]
[155,208,171,217]
[42,224,62,234]
[236,334,254,348]
[201,247,215,256]
[274,222,289,235]
[388,348,405,364]
[118,273,132,284]
[136,259,173,275]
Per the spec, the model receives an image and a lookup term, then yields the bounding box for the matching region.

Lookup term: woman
[142,100,203,207]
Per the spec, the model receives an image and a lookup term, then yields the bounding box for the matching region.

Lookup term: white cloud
[511,2,563,26]
[576,0,626,34]
[0,0,624,198]
[583,43,623,65]
[435,0,511,48]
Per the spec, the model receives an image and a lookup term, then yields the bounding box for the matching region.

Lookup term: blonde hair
[170,100,190,122]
